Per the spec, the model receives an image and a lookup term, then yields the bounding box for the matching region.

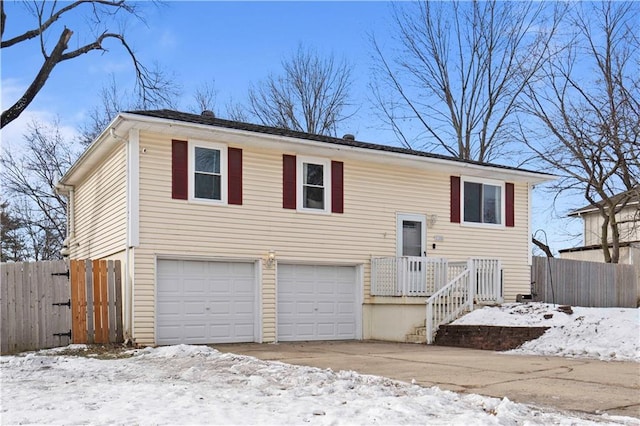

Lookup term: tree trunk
[1,28,72,128]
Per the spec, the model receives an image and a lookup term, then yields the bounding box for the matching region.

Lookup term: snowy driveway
[214,341,640,419]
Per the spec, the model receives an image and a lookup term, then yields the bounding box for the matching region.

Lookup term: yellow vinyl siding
[131,131,533,344]
[71,145,127,259]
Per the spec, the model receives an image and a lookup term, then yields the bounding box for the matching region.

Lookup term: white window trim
[188,140,228,205]
[460,176,505,228]
[296,155,331,214]
[396,213,427,257]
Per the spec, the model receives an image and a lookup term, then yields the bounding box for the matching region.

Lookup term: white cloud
[1,78,26,111]
[0,109,80,151]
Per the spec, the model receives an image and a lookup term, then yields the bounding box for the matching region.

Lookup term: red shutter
[172,140,188,200]
[505,182,515,227]
[450,176,461,223]
[228,147,243,205]
[283,154,296,209]
[331,161,344,213]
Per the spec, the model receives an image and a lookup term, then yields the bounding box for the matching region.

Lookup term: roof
[58,109,557,188]
[559,240,640,253]
[126,109,551,177]
[568,187,640,216]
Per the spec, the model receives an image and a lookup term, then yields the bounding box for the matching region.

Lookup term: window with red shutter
[172,140,188,200]
[331,161,344,214]
[505,182,515,227]
[450,176,461,223]
[228,147,243,205]
[283,154,296,209]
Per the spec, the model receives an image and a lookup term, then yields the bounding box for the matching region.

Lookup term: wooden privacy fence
[70,259,123,345]
[1,260,71,354]
[1,259,123,354]
[531,256,638,308]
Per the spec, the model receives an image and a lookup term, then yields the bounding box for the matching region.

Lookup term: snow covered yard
[452,303,640,362]
[1,303,639,425]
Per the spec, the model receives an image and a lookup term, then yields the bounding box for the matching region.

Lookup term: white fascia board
[58,115,135,187]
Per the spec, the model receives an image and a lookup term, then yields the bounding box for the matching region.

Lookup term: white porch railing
[371,257,448,296]
[425,268,473,344]
[425,258,503,344]
[371,257,502,301]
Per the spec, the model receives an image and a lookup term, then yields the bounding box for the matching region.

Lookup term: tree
[0,119,77,260]
[371,1,563,161]
[246,45,354,136]
[1,0,175,129]
[0,200,26,262]
[79,74,180,145]
[519,1,639,263]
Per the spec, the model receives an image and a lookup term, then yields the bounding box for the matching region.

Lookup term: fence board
[93,260,109,344]
[85,260,94,343]
[531,257,638,308]
[1,264,9,352]
[72,259,88,344]
[114,260,124,343]
[108,261,116,343]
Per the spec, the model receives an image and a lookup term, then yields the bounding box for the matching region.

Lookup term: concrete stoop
[405,325,427,344]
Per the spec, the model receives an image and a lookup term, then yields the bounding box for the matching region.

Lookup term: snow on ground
[1,303,639,425]
[1,344,637,426]
[451,303,640,362]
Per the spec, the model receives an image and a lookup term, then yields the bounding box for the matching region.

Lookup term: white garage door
[157,259,256,345]
[277,264,358,341]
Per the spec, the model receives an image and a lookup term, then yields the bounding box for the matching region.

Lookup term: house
[56,109,554,346]
[560,187,640,275]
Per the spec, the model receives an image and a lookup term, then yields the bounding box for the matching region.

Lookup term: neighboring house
[56,110,554,346]
[560,188,640,268]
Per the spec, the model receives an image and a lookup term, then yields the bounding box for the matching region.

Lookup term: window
[462,179,503,225]
[188,141,227,203]
[296,156,331,212]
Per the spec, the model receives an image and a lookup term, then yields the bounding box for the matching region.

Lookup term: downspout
[110,126,137,344]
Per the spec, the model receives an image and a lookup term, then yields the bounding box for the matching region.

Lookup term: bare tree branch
[246,45,355,136]
[1,1,169,129]
[520,1,639,263]
[371,1,565,162]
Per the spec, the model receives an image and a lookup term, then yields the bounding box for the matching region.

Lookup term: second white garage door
[156,259,256,345]
[277,264,359,341]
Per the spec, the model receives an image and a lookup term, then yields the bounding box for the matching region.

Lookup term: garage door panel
[278,264,358,341]
[157,259,256,345]
[296,302,315,314]
[183,278,206,293]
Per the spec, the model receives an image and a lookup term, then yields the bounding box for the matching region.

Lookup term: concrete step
[405,333,426,344]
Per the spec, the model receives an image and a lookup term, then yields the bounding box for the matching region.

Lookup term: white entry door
[277,264,359,341]
[397,214,427,291]
[156,259,256,345]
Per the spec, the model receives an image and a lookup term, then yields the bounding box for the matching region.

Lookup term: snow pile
[452,303,640,362]
[1,344,636,425]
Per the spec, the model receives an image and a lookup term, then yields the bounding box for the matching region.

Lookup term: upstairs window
[189,141,227,203]
[462,179,504,225]
[194,147,222,200]
[303,162,325,209]
[283,155,343,214]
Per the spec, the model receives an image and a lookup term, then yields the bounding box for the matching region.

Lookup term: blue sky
[0,1,582,252]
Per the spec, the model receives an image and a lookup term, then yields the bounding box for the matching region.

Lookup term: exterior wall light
[266,250,276,268]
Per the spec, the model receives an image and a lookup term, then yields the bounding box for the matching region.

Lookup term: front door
[397,214,426,292]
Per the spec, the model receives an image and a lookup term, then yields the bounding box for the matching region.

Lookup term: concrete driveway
[214,341,640,419]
